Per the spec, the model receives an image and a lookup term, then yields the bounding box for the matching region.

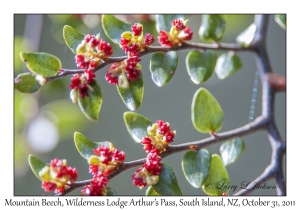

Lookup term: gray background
[14,14,286,196]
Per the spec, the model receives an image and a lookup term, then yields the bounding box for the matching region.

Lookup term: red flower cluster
[81,173,109,196]
[70,34,113,102]
[83,145,125,196]
[105,56,142,86]
[69,69,96,100]
[141,120,175,153]
[119,23,155,57]
[39,158,78,194]
[158,18,193,47]
[88,145,125,177]
[132,120,176,188]
[132,150,162,188]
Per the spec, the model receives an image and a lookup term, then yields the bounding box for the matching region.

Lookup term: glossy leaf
[152,163,182,195]
[107,187,118,196]
[63,25,85,54]
[220,138,246,167]
[182,149,211,188]
[275,14,286,30]
[192,88,224,133]
[14,73,41,93]
[150,51,178,86]
[28,154,48,181]
[199,15,226,43]
[74,132,113,160]
[20,52,61,77]
[186,50,217,84]
[202,154,230,195]
[236,24,257,48]
[215,51,243,80]
[123,112,153,143]
[117,72,144,111]
[102,14,132,44]
[146,186,160,196]
[155,14,185,32]
[78,81,102,121]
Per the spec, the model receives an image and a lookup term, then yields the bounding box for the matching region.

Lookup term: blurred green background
[14,14,286,196]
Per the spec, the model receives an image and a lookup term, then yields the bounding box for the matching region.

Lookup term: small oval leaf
[150,51,178,87]
[155,14,185,32]
[202,154,230,195]
[182,149,212,188]
[146,186,160,196]
[117,72,144,111]
[20,52,61,77]
[102,15,132,44]
[14,73,41,93]
[220,138,246,167]
[28,154,48,181]
[186,50,217,84]
[106,187,118,196]
[236,24,257,48]
[123,112,153,143]
[74,132,112,160]
[63,25,85,54]
[192,88,224,133]
[78,81,102,121]
[199,15,226,43]
[152,163,182,195]
[215,51,243,80]
[275,14,286,30]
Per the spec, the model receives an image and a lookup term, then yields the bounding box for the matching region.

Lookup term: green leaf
[236,24,257,48]
[28,154,48,181]
[20,52,61,77]
[14,73,41,93]
[182,149,211,188]
[102,14,132,44]
[192,88,224,133]
[74,132,113,160]
[215,51,243,80]
[275,14,286,30]
[150,51,178,87]
[186,50,217,84]
[117,72,144,111]
[63,25,85,54]
[155,14,185,32]
[78,81,102,121]
[199,15,226,43]
[220,138,246,167]
[106,187,118,196]
[123,112,153,143]
[153,163,182,195]
[146,186,160,196]
[202,154,230,195]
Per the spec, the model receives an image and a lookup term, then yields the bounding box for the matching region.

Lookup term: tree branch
[53,14,286,196]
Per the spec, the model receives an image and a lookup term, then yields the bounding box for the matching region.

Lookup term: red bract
[84,69,96,83]
[98,39,113,57]
[81,173,109,196]
[172,18,186,31]
[131,23,143,36]
[141,137,154,153]
[75,54,89,69]
[85,34,100,47]
[158,30,172,46]
[184,27,193,40]
[144,33,155,45]
[132,168,147,188]
[41,182,56,192]
[144,150,162,175]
